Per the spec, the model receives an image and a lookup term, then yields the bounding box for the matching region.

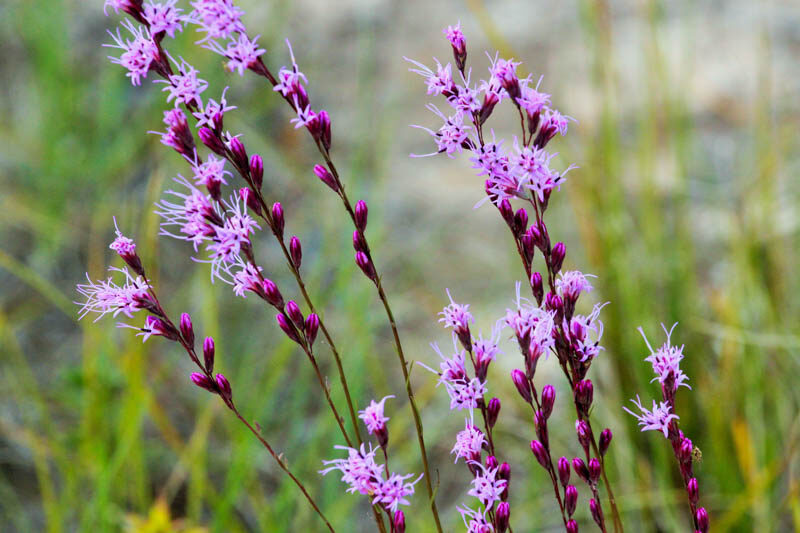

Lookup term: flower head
[320,443,383,496]
[568,302,607,362]
[192,87,236,130]
[206,33,265,75]
[444,23,466,56]
[452,420,486,463]
[372,473,422,513]
[104,20,159,86]
[76,267,152,321]
[160,57,207,106]
[189,0,245,42]
[359,395,394,435]
[192,153,230,190]
[411,104,471,158]
[623,395,679,438]
[458,505,494,533]
[143,0,185,38]
[273,40,308,98]
[556,270,594,302]
[640,323,691,392]
[439,288,474,340]
[468,462,507,507]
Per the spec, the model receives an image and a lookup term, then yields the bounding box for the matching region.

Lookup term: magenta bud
[588,458,601,482]
[572,457,589,483]
[511,369,532,404]
[190,372,215,392]
[239,187,262,215]
[531,271,544,304]
[687,477,699,504]
[393,510,405,533]
[179,313,194,347]
[318,109,332,151]
[565,485,578,516]
[485,455,498,470]
[313,164,339,192]
[215,373,232,399]
[599,428,613,456]
[352,230,367,253]
[495,501,510,533]
[558,456,571,487]
[499,199,514,228]
[198,127,226,156]
[276,313,301,344]
[498,462,510,501]
[305,313,320,346]
[696,507,709,532]
[551,242,566,273]
[576,420,592,452]
[522,233,535,263]
[566,519,578,533]
[249,154,264,189]
[541,384,555,418]
[534,410,549,446]
[514,207,528,234]
[355,251,376,281]
[290,236,302,269]
[575,379,594,415]
[530,440,549,469]
[262,279,284,308]
[590,498,603,528]
[228,135,247,169]
[354,200,368,232]
[680,438,694,464]
[545,292,563,313]
[272,202,284,238]
[286,300,304,329]
[203,336,215,373]
[487,397,501,428]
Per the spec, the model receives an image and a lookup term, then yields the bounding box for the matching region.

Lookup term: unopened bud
[393,510,405,533]
[696,507,709,532]
[354,200,368,232]
[495,502,510,533]
[514,207,528,234]
[487,397,501,428]
[590,498,603,528]
[190,372,215,392]
[271,203,284,238]
[511,369,532,404]
[305,314,320,346]
[262,279,284,308]
[290,236,302,269]
[286,300,304,329]
[531,271,544,304]
[355,251,376,281]
[530,440,549,469]
[588,458,601,482]
[565,485,578,516]
[276,313,301,344]
[215,373,232,400]
[249,154,263,189]
[599,428,613,456]
[566,519,578,533]
[228,135,247,169]
[572,457,589,483]
[576,420,592,452]
[551,242,566,273]
[198,127,226,156]
[203,337,215,373]
[541,384,555,418]
[687,477,699,504]
[179,313,194,347]
[313,164,338,192]
[558,456,571,487]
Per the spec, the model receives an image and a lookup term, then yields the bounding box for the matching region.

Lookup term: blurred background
[2,0,799,531]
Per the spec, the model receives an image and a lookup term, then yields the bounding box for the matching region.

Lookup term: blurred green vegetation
[1,0,799,531]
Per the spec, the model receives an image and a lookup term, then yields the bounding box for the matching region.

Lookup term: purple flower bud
[511,369,532,404]
[590,498,603,528]
[487,397,501,428]
[551,242,566,273]
[198,127,226,156]
[286,300,304,329]
[541,384,555,419]
[522,232,535,263]
[352,230,367,253]
[495,501,510,533]
[313,164,339,192]
[485,455,498,470]
[394,510,405,533]
[276,313,301,344]
[572,457,589,483]
[479,90,499,124]
[215,373,232,400]
[179,313,194,347]
[545,292,563,313]
[290,236,302,269]
[305,313,320,346]
[190,372,215,392]
[262,278,284,308]
[203,337,215,373]
[318,109,332,151]
[228,135,247,169]
[566,519,578,533]
[565,485,578,516]
[599,428,613,456]
[535,409,549,447]
[445,23,467,71]
[680,438,694,464]
[249,154,263,190]
[272,202,284,238]
[696,507,709,532]
[239,187,262,215]
[498,462,511,501]
[355,251,377,281]
[687,477,699,504]
[530,440,549,469]
[499,199,514,228]
[143,316,179,341]
[531,271,544,304]
[558,457,571,487]
[576,420,592,452]
[575,379,594,415]
[354,200,368,232]
[588,458,601,482]
[514,207,528,234]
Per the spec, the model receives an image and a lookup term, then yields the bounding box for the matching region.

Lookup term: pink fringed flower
[143,0,184,38]
[320,443,383,495]
[458,505,494,533]
[206,33,265,75]
[468,463,507,507]
[76,267,152,321]
[372,473,422,513]
[623,395,679,438]
[189,0,245,42]
[640,323,691,392]
[104,20,159,86]
[160,57,207,106]
[452,420,486,464]
[358,395,394,435]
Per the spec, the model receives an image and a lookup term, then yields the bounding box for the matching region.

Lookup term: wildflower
[639,323,691,393]
[155,108,195,157]
[372,473,422,513]
[452,420,485,463]
[439,288,473,344]
[556,270,594,303]
[155,176,221,250]
[290,104,319,130]
[320,443,383,495]
[104,20,159,86]
[516,83,550,118]
[568,302,607,362]
[273,40,308,98]
[160,57,207,106]
[458,505,494,533]
[358,395,394,436]
[192,153,230,195]
[468,462,507,507]
[143,0,184,38]
[189,0,245,42]
[104,0,142,18]
[411,105,471,158]
[623,395,679,438]
[232,262,263,298]
[444,22,467,69]
[504,282,556,355]
[206,195,259,268]
[445,377,487,411]
[192,87,236,130]
[121,314,178,342]
[206,33,265,75]
[422,341,467,384]
[406,57,456,96]
[76,267,152,321]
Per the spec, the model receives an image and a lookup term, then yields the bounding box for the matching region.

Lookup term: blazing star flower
[206,33,265,75]
[192,153,230,189]
[273,40,308,98]
[468,462,507,507]
[155,108,195,156]
[143,0,184,38]
[76,267,152,321]
[450,82,482,114]
[458,505,494,533]
[232,262,263,297]
[516,82,551,118]
[445,377,487,411]
[444,22,466,56]
[640,323,691,392]
[118,315,176,342]
[192,87,235,130]
[155,176,221,250]
[104,20,159,86]
[452,420,486,463]
[556,270,594,302]
[540,108,571,137]
[359,395,394,435]
[406,57,456,96]
[472,327,502,367]
[420,341,468,385]
[159,57,207,106]
[569,302,607,362]
[189,0,245,42]
[205,195,259,268]
[320,443,384,496]
[290,104,318,130]
[505,282,556,353]
[372,473,422,513]
[411,104,471,158]
[109,220,137,259]
[439,288,474,336]
[623,395,679,438]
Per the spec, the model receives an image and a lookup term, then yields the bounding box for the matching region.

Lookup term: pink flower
[160,57,208,106]
[444,23,466,56]
[273,40,308,98]
[104,20,159,86]
[451,420,485,463]
[640,323,691,392]
[468,462,507,507]
[458,505,494,532]
[372,473,422,513]
[358,395,394,435]
[411,105,471,158]
[232,262,263,298]
[206,33,265,75]
[516,83,551,117]
[143,0,185,38]
[406,58,456,96]
[155,176,220,251]
[568,302,607,362]
[556,270,594,302]
[76,267,152,321]
[445,376,487,411]
[189,0,245,42]
[320,443,383,496]
[192,154,230,189]
[439,288,474,337]
[192,87,236,130]
[623,395,679,438]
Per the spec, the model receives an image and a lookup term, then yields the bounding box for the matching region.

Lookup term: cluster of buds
[350,200,378,282]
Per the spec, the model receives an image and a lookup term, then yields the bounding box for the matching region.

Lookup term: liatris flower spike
[625,324,708,531]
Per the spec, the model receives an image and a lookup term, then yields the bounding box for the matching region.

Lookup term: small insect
[692,446,703,464]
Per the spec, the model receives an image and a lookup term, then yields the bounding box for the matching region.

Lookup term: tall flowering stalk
[625,325,709,532]
[408,23,623,532]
